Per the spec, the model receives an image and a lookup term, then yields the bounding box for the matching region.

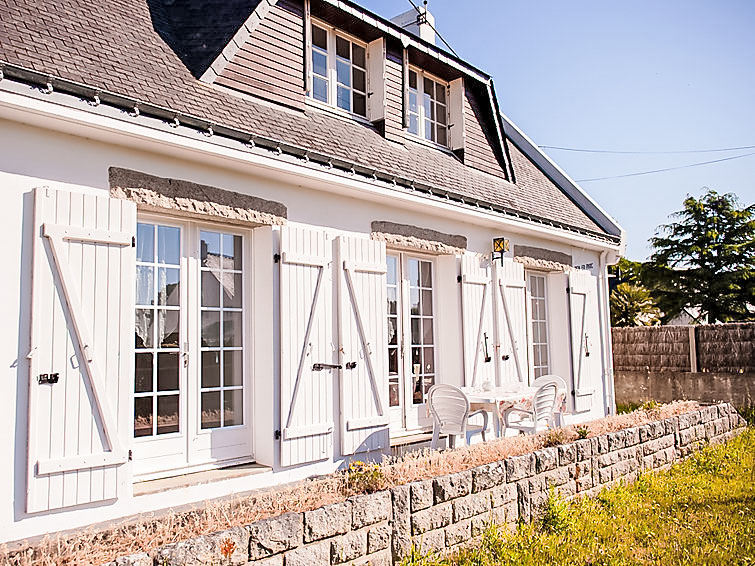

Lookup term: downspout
[596,250,616,414]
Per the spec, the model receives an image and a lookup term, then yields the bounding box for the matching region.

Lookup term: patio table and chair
[428,375,567,449]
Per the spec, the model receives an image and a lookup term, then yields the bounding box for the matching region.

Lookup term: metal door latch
[312,363,342,371]
[37,373,59,384]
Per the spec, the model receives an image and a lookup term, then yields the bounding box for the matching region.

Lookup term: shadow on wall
[146,0,259,77]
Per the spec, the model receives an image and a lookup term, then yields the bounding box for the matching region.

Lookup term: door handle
[312,363,342,371]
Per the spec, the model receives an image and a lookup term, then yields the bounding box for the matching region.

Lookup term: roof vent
[390,3,436,45]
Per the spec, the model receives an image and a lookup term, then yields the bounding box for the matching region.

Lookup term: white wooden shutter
[337,236,389,455]
[568,269,601,412]
[366,38,386,123]
[460,254,495,387]
[279,225,334,467]
[27,187,135,513]
[494,260,529,384]
[448,78,465,151]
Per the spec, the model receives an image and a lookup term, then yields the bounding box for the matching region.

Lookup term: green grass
[616,400,660,414]
[402,428,755,566]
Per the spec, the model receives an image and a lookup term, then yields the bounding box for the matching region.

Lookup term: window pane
[336,59,351,86]
[353,68,365,92]
[222,234,242,270]
[202,350,221,388]
[313,49,327,78]
[337,85,351,111]
[408,114,418,134]
[200,231,221,268]
[312,25,327,49]
[387,287,397,315]
[223,311,243,347]
[157,395,179,435]
[436,103,447,124]
[136,266,154,306]
[222,273,243,309]
[157,352,179,391]
[420,261,432,287]
[411,318,420,345]
[389,378,399,407]
[135,353,153,393]
[353,92,366,117]
[135,309,154,348]
[313,76,328,102]
[336,36,350,59]
[352,44,365,68]
[157,226,180,265]
[423,347,435,374]
[410,289,420,315]
[422,319,434,345]
[201,311,220,347]
[202,271,221,307]
[224,389,243,426]
[388,349,398,375]
[158,310,179,348]
[408,91,417,113]
[409,70,417,89]
[388,317,398,345]
[423,93,433,118]
[409,260,420,286]
[136,223,154,262]
[436,125,447,146]
[436,82,446,103]
[412,374,423,404]
[424,77,434,99]
[421,289,433,315]
[158,267,180,306]
[134,397,153,437]
[424,119,434,141]
[224,350,243,386]
[387,256,398,284]
[201,391,221,429]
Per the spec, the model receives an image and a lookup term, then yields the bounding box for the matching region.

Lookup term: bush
[541,427,568,447]
[537,488,573,535]
[575,425,589,439]
[343,460,385,495]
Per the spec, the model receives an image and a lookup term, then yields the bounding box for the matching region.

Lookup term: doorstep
[134,462,272,497]
[390,431,447,457]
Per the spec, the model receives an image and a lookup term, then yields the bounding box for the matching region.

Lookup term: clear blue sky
[359,0,755,260]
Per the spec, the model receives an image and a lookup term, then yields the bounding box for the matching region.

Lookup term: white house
[0,0,624,543]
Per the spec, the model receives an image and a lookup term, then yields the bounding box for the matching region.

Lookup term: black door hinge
[131,236,136,247]
[128,449,133,461]
[274,429,281,440]
[457,275,462,283]
[273,253,281,263]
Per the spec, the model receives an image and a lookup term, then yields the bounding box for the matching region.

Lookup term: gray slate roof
[0,0,610,238]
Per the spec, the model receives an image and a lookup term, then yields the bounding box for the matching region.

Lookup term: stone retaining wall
[108,403,746,566]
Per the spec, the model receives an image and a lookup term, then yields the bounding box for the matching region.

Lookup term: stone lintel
[371,221,466,255]
[513,245,573,272]
[109,167,287,227]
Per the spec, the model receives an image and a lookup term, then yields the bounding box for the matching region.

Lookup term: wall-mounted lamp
[492,237,509,263]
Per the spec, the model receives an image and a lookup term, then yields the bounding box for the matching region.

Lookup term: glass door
[386,253,437,433]
[133,219,252,478]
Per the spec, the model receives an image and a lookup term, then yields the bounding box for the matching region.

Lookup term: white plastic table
[461,385,539,438]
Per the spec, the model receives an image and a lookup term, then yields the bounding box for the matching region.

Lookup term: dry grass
[1,400,700,566]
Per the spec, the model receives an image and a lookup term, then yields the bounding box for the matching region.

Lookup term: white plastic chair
[502,382,559,435]
[428,384,489,449]
[532,374,568,427]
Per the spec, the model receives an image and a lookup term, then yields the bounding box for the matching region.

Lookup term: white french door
[387,253,437,432]
[132,218,252,478]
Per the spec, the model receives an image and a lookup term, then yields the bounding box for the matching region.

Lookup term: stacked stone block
[106,403,746,566]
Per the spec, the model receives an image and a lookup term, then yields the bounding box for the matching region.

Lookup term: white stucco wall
[0,107,614,542]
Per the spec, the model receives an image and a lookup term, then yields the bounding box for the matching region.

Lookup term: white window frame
[132,214,254,479]
[407,66,449,147]
[309,18,368,118]
[527,272,551,379]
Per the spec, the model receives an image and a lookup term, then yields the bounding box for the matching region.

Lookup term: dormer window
[407,69,448,146]
[310,22,367,118]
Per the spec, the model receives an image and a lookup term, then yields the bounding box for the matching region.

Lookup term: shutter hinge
[274,429,281,440]
[457,275,462,283]
[128,449,133,461]
[131,236,136,247]
[273,253,281,263]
